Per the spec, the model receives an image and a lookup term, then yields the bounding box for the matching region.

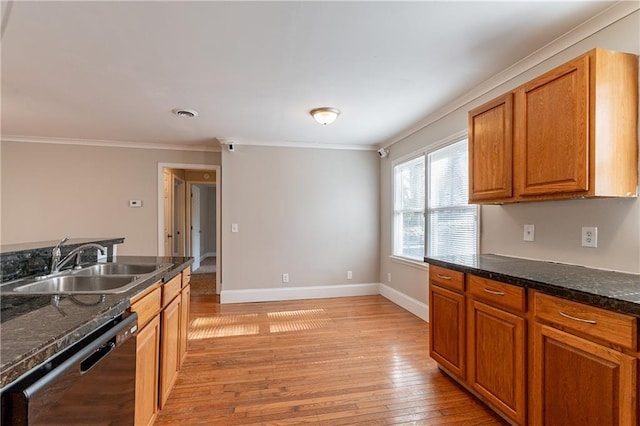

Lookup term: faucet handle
[53,237,70,253]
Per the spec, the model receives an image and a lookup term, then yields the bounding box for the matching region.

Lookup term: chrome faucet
[51,242,107,273]
[50,237,70,273]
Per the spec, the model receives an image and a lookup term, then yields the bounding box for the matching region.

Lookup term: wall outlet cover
[582,226,598,248]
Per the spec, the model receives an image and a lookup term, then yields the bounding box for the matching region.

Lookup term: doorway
[158,164,221,295]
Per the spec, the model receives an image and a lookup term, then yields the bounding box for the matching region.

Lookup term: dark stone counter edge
[424,257,640,317]
[0,257,194,389]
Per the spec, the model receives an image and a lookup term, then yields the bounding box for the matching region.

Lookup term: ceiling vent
[172,108,198,118]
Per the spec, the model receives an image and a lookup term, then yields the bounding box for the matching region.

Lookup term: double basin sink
[2,262,173,295]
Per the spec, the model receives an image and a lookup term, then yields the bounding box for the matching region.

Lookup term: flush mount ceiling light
[310,107,340,126]
[172,108,198,118]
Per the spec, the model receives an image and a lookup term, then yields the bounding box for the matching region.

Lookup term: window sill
[389,256,429,271]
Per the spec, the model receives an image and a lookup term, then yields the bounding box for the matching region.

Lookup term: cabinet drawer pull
[483,288,505,296]
[559,311,597,325]
[436,274,452,280]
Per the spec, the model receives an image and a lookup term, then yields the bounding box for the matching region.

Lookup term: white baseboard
[379,283,429,322]
[220,283,380,304]
[200,252,216,261]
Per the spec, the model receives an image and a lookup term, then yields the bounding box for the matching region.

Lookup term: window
[393,156,425,260]
[427,139,478,256]
[392,139,478,261]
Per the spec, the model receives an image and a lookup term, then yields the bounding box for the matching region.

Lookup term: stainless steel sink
[1,262,174,295]
[72,263,171,276]
[13,275,138,294]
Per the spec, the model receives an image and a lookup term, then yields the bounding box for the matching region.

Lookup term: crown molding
[1,134,377,152]
[224,138,378,152]
[381,1,640,149]
[1,135,222,152]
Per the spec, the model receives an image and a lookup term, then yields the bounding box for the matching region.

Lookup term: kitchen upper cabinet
[468,93,513,202]
[469,48,638,204]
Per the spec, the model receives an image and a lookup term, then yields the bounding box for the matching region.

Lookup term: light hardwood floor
[154,294,506,425]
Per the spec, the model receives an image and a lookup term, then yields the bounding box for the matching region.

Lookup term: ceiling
[0,1,621,151]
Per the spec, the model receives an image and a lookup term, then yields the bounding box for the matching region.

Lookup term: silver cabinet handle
[437,274,451,280]
[559,311,597,324]
[483,288,505,296]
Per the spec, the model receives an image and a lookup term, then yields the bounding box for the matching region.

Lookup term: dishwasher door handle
[80,341,116,374]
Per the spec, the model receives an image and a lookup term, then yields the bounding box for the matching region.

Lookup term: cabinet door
[532,323,637,426]
[135,316,160,426]
[429,284,466,379]
[516,54,590,196]
[468,93,513,202]
[160,294,181,408]
[179,284,191,367]
[468,299,525,425]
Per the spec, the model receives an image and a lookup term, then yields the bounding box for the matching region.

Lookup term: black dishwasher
[1,312,138,425]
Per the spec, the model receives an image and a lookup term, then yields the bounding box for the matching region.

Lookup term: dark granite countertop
[424,254,640,316]
[0,255,193,389]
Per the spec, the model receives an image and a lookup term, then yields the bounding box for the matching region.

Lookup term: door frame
[157,163,221,293]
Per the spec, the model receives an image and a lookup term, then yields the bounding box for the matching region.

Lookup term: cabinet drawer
[429,265,465,292]
[162,274,182,307]
[534,292,637,349]
[182,266,191,288]
[468,275,526,313]
[130,285,161,328]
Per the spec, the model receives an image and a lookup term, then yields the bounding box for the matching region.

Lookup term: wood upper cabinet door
[135,316,160,426]
[468,299,526,425]
[468,93,514,202]
[532,323,637,426]
[429,284,466,379]
[516,54,590,196]
[160,294,182,409]
[515,48,638,200]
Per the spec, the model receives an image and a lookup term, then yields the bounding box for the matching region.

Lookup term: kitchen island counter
[0,256,193,388]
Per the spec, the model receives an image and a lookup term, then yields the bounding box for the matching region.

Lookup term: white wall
[221,145,379,293]
[380,10,640,306]
[1,141,221,254]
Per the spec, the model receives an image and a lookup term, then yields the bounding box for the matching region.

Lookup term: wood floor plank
[154,295,506,425]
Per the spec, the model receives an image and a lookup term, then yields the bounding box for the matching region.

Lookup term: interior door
[173,176,186,256]
[191,185,201,270]
[163,169,172,256]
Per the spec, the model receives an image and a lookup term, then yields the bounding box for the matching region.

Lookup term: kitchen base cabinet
[429,267,466,380]
[468,299,525,425]
[135,315,160,426]
[532,323,637,426]
[179,284,191,367]
[160,293,182,409]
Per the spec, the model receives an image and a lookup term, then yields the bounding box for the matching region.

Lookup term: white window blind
[427,139,478,257]
[393,156,425,260]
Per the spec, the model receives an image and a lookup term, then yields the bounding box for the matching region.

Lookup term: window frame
[390,131,479,262]
[392,154,426,262]
[425,138,480,257]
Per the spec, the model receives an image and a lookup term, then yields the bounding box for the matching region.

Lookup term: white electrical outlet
[387,273,391,283]
[582,226,598,248]
[282,273,289,283]
[523,224,535,242]
[347,271,353,280]
[231,223,239,233]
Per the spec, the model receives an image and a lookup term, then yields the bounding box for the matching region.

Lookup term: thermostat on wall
[129,200,142,208]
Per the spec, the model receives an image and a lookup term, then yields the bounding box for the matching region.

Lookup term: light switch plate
[231,223,238,233]
[524,224,535,242]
